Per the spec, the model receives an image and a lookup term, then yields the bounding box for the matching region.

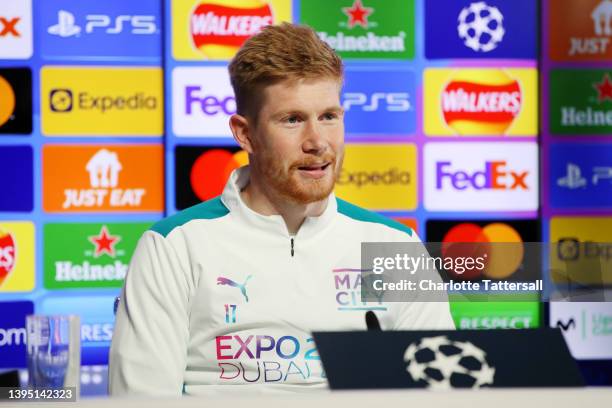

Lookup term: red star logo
[593,73,612,103]
[88,226,120,258]
[342,0,374,29]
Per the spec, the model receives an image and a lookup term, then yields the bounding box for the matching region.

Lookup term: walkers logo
[40,296,116,365]
[342,68,415,136]
[335,144,416,211]
[175,146,248,210]
[0,301,33,368]
[0,68,32,134]
[302,0,414,60]
[172,0,291,60]
[42,145,164,213]
[424,142,538,211]
[550,217,612,285]
[551,143,612,208]
[550,0,612,62]
[41,66,163,136]
[425,0,536,59]
[550,69,612,135]
[0,222,34,292]
[551,302,612,359]
[0,146,33,212]
[424,68,537,136]
[0,0,33,59]
[40,0,160,60]
[427,219,540,281]
[172,67,236,137]
[451,301,540,330]
[44,223,149,289]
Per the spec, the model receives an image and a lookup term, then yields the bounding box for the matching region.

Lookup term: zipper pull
[290,237,294,257]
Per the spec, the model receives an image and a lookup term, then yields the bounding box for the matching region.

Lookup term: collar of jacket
[220,165,338,240]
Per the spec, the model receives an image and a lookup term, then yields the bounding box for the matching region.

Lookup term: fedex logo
[173,67,234,137]
[0,17,20,37]
[424,142,538,211]
[342,68,416,136]
[436,161,529,191]
[185,86,235,116]
[0,0,33,59]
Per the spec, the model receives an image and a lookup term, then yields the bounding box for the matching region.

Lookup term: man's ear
[229,114,254,154]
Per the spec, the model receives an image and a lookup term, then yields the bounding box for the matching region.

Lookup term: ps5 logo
[342,92,411,112]
[47,10,157,38]
[557,163,612,189]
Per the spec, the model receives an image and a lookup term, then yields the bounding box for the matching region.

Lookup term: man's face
[248,77,345,204]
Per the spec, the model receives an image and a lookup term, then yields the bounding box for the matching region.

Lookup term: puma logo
[217,275,253,302]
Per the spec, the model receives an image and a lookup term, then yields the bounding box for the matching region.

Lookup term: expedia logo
[50,89,157,114]
[334,144,416,211]
[190,1,273,53]
[442,71,522,134]
[557,238,612,261]
[337,168,410,188]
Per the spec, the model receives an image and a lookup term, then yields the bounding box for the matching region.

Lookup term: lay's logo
[0,230,16,286]
[191,2,273,48]
[425,68,537,136]
[173,0,291,60]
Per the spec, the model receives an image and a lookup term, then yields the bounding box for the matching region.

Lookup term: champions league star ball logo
[404,336,495,389]
[457,2,505,52]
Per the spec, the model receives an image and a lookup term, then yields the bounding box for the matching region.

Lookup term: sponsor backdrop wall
[0,0,610,393]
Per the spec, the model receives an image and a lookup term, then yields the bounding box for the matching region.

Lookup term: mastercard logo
[190,149,249,201]
[0,229,16,286]
[441,70,522,135]
[0,75,16,127]
[190,0,273,59]
[441,222,523,280]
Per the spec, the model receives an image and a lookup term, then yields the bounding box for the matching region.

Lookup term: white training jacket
[109,166,455,396]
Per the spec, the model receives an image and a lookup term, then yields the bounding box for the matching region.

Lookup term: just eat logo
[436,161,529,191]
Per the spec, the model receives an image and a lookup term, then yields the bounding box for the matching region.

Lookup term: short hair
[228,23,344,121]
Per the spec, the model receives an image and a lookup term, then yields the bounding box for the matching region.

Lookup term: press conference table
[19,388,612,408]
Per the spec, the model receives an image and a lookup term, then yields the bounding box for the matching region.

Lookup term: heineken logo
[551,69,612,134]
[593,73,612,102]
[342,0,374,29]
[88,226,121,259]
[44,223,149,289]
[302,0,414,59]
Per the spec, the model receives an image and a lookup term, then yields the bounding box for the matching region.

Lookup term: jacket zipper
[290,237,295,257]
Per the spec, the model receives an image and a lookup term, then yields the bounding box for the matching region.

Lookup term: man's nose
[302,121,327,154]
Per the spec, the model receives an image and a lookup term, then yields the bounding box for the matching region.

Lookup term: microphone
[365,311,381,331]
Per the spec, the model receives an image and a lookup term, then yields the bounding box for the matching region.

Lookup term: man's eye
[286,116,300,124]
[323,113,337,120]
